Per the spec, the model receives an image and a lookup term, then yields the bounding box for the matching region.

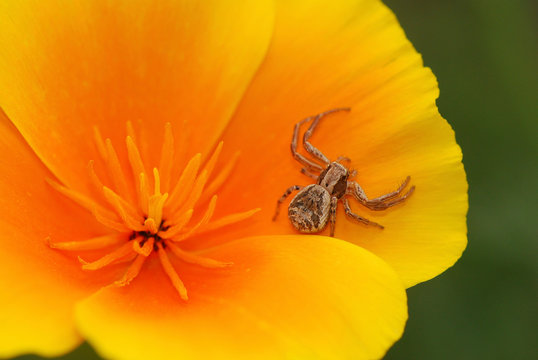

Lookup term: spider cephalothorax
[273,108,415,236]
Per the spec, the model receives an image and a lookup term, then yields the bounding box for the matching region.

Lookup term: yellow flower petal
[0,1,464,358]
[75,235,407,360]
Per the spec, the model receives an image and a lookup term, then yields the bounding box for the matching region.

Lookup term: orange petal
[217,0,467,287]
[0,112,122,357]
[0,0,274,192]
[75,235,406,359]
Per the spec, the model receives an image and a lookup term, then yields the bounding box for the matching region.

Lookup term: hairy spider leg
[349,176,415,211]
[300,168,318,180]
[272,185,303,221]
[336,156,352,164]
[342,197,384,229]
[329,196,338,237]
[291,116,324,172]
[336,156,356,177]
[302,108,351,166]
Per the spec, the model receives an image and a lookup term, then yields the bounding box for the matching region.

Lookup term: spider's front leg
[272,185,303,221]
[348,176,415,211]
[336,156,351,164]
[291,117,324,172]
[302,108,351,166]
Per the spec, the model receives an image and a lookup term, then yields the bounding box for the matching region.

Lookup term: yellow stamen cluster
[47,122,259,300]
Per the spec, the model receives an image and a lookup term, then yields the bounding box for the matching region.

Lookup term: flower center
[47,122,259,300]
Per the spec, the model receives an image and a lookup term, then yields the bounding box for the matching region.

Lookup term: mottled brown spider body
[273,108,415,236]
[288,162,349,232]
[288,184,330,233]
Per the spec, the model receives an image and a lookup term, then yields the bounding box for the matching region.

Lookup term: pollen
[47,122,259,300]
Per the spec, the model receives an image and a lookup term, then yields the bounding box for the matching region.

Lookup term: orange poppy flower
[0,0,467,359]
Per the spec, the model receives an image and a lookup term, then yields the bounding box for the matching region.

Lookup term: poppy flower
[0,0,467,359]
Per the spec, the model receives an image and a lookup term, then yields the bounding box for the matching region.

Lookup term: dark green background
[14,0,537,359]
[385,0,538,360]
[383,0,538,359]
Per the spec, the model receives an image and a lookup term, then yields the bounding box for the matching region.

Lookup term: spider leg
[336,156,351,164]
[291,117,324,172]
[343,197,384,229]
[329,196,338,237]
[300,167,319,180]
[336,156,357,177]
[303,108,351,165]
[272,185,303,221]
[349,176,415,211]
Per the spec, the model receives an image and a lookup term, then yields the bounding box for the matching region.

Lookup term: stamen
[93,207,130,232]
[47,123,248,301]
[146,168,167,226]
[167,153,201,210]
[126,121,136,143]
[92,126,108,161]
[114,251,138,265]
[155,194,168,223]
[157,243,188,300]
[115,254,147,287]
[169,170,208,216]
[46,178,116,219]
[147,193,168,227]
[167,242,233,268]
[153,168,161,196]
[87,160,105,195]
[197,208,261,235]
[158,209,194,239]
[138,128,150,172]
[103,186,144,219]
[102,186,145,231]
[171,195,217,242]
[132,237,154,257]
[105,139,130,200]
[144,218,159,234]
[80,242,133,270]
[159,122,174,192]
[126,135,147,190]
[198,151,240,205]
[47,233,125,251]
[202,141,223,179]
[139,172,150,215]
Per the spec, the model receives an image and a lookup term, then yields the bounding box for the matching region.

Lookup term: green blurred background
[383,0,538,359]
[14,0,537,359]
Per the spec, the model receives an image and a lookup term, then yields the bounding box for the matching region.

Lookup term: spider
[272,107,415,237]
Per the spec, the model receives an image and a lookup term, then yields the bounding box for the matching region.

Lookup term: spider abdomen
[288,184,331,233]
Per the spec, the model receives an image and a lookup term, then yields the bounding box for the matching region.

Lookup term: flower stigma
[46,122,260,300]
